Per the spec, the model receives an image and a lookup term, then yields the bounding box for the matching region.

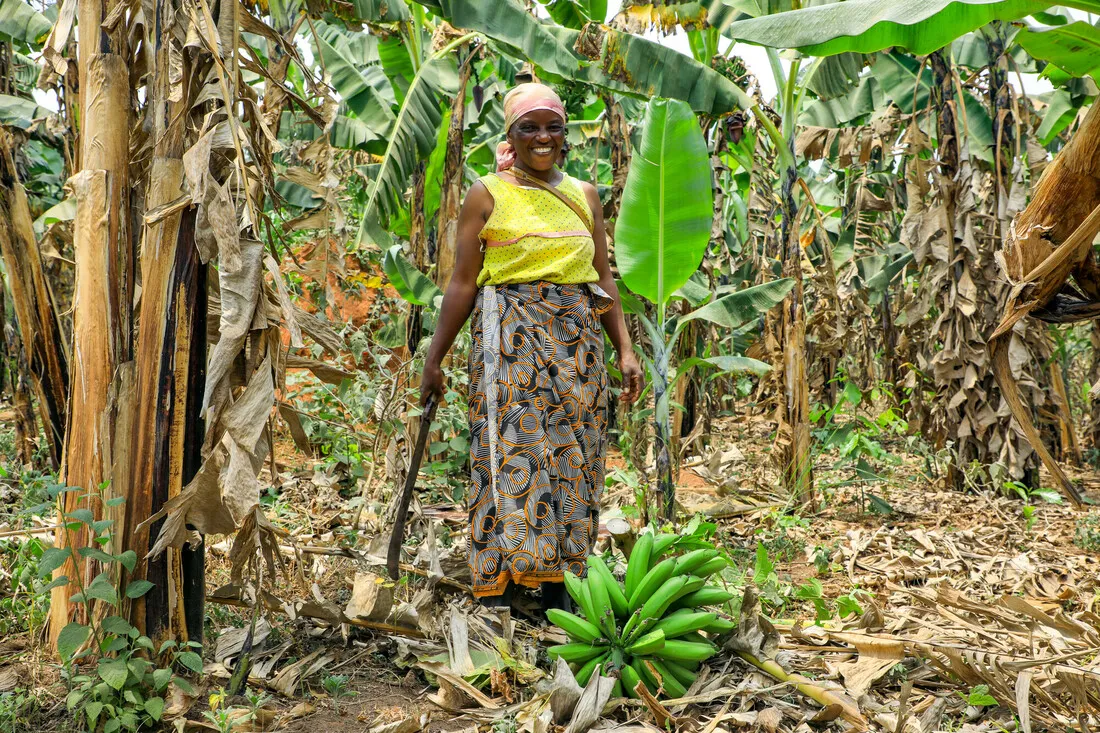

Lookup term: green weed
[1075,514,1100,552]
[322,675,356,715]
[38,483,200,733]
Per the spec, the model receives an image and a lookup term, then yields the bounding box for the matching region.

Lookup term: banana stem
[735,651,867,728]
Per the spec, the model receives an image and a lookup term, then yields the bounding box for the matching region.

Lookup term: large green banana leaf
[0,0,51,49]
[616,99,713,309]
[313,24,397,134]
[384,244,443,307]
[330,113,385,150]
[673,355,773,384]
[407,0,754,114]
[1016,20,1100,82]
[679,278,794,330]
[711,0,1096,57]
[356,33,472,239]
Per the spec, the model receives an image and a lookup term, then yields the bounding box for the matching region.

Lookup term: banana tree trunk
[125,139,207,643]
[925,50,961,489]
[777,163,813,504]
[651,337,674,521]
[51,0,133,647]
[435,57,472,292]
[0,129,69,467]
[601,95,632,229]
[989,101,1100,506]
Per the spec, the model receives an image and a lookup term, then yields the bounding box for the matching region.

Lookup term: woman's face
[508,108,566,172]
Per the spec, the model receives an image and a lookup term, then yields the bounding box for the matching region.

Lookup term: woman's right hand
[421,359,445,406]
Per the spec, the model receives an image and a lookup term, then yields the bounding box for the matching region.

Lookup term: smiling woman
[421,83,645,611]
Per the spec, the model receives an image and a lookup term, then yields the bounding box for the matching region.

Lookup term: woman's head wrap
[495,83,567,172]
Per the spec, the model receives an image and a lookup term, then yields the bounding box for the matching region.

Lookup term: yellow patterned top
[476,172,599,287]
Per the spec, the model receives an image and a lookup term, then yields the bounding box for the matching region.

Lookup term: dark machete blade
[387,396,438,580]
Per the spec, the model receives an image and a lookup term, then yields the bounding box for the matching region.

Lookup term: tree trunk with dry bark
[0,130,69,467]
[990,101,1100,507]
[50,0,134,644]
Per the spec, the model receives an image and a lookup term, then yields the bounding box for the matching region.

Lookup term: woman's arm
[582,183,644,404]
[421,182,492,404]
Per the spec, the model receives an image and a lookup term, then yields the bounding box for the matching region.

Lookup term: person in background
[421,84,643,612]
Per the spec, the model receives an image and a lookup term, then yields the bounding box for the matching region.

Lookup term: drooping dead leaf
[563,672,615,733]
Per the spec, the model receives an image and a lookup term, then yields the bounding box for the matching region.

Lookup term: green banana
[703,616,736,636]
[574,652,609,686]
[624,532,653,599]
[626,628,665,656]
[565,571,602,631]
[662,659,699,688]
[650,534,679,563]
[584,567,619,640]
[620,663,644,699]
[622,576,686,647]
[548,642,610,664]
[670,576,707,602]
[692,556,728,578]
[652,639,717,663]
[651,611,717,639]
[648,658,687,699]
[620,609,642,643]
[547,609,603,644]
[586,555,629,619]
[672,549,718,575]
[610,679,623,699]
[548,541,732,701]
[638,576,689,623]
[670,586,735,611]
[628,556,677,610]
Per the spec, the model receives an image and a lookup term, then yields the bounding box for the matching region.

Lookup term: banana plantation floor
[5,412,1100,732]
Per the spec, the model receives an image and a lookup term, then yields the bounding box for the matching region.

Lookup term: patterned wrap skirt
[467,281,613,597]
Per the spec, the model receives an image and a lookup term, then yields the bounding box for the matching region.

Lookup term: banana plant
[712,0,1100,57]
[616,98,793,520]
[714,0,1100,502]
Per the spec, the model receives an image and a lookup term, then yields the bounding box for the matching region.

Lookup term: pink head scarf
[495,83,567,172]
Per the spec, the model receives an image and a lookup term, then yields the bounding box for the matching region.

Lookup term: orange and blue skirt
[467,281,613,597]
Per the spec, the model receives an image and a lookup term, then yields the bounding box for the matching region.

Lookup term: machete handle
[386,394,439,580]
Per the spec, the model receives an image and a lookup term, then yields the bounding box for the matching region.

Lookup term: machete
[387,394,439,580]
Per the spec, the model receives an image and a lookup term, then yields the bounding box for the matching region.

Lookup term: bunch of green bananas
[546,532,735,700]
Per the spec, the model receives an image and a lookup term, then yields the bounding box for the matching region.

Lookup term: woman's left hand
[618,352,645,404]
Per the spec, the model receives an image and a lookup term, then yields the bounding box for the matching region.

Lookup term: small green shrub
[322,675,355,714]
[40,483,199,733]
